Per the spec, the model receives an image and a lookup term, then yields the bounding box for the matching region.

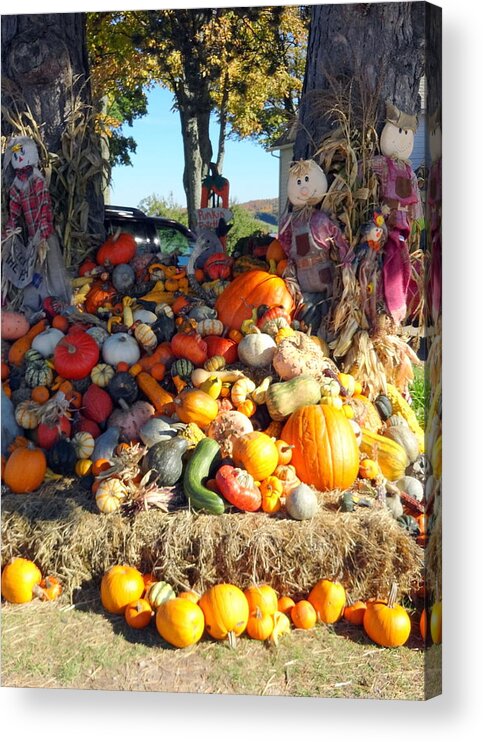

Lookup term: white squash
[102,333,140,366]
[237,328,276,368]
[31,328,64,358]
[133,309,158,325]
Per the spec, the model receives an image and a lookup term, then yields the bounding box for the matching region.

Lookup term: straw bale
[1,480,423,603]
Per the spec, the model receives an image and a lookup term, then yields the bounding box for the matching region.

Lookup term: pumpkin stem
[388,582,399,608]
[118,399,130,411]
[227,631,237,650]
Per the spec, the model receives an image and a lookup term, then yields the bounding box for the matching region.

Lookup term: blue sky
[109,86,280,209]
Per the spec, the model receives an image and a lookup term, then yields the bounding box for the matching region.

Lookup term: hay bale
[2,487,423,598]
[1,483,423,601]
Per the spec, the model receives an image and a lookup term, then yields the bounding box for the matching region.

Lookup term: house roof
[267,118,298,152]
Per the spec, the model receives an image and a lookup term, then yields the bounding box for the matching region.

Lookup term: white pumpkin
[31,328,64,358]
[237,329,276,368]
[101,333,140,366]
[133,309,158,324]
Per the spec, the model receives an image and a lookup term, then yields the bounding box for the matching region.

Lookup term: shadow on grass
[70,579,193,651]
[328,614,427,651]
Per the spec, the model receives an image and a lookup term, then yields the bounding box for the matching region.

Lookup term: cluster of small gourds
[1,230,427,540]
[98,564,442,650]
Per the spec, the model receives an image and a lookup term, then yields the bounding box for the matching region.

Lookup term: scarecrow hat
[385,101,418,133]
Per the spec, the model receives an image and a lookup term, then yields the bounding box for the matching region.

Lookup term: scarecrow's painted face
[287,161,328,207]
[380,122,415,160]
[9,139,39,170]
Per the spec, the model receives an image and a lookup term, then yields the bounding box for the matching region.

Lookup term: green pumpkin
[25,361,54,389]
[23,349,44,365]
[170,358,194,381]
[396,514,420,537]
[143,436,189,486]
[107,372,139,406]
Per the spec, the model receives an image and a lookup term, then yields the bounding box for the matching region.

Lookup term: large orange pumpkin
[281,405,359,491]
[215,270,294,331]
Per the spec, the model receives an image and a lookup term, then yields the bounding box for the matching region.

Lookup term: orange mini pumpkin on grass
[291,600,317,630]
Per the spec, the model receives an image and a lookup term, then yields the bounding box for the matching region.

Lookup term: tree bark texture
[1,13,105,248]
[294,2,428,159]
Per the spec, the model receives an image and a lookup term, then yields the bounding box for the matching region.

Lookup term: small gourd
[24,361,54,389]
[134,322,157,352]
[47,437,77,475]
[374,394,393,421]
[285,483,318,520]
[112,263,135,293]
[72,431,95,460]
[107,372,139,406]
[91,363,115,388]
[237,327,276,368]
[96,478,128,514]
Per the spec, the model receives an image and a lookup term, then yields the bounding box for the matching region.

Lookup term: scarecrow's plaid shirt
[5,166,54,241]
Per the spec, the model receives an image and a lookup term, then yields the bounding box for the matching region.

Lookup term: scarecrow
[2,135,71,316]
[367,103,424,325]
[353,210,388,329]
[278,159,353,337]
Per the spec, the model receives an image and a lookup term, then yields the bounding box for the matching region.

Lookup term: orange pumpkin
[281,405,359,491]
[231,431,279,481]
[246,608,274,641]
[1,557,42,604]
[198,583,249,647]
[100,565,145,615]
[173,389,219,430]
[277,595,296,615]
[343,600,367,625]
[155,597,205,648]
[31,385,50,404]
[125,598,153,629]
[244,584,278,616]
[308,579,346,624]
[291,600,317,630]
[215,270,294,331]
[3,445,47,493]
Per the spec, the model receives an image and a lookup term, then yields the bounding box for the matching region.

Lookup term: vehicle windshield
[157,225,192,257]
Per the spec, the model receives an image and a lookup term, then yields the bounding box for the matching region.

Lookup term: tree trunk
[177,86,213,231]
[1,13,105,254]
[294,2,428,158]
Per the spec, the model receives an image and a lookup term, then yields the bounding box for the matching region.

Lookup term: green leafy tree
[87,8,308,227]
[138,193,189,227]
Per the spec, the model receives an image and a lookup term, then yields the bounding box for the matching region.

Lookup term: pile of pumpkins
[1,230,427,531]
[99,564,442,650]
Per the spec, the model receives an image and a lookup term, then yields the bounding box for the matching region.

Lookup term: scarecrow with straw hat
[2,135,71,316]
